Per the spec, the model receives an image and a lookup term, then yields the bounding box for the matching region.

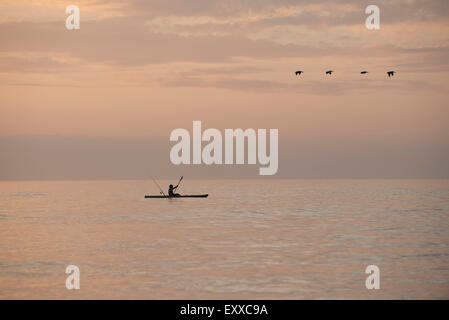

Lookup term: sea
[0,179,448,299]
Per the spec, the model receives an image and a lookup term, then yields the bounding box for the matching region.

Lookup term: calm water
[0,179,448,299]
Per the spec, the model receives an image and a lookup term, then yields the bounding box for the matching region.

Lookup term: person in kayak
[168,183,181,197]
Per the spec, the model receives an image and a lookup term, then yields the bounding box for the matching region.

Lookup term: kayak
[145,194,208,199]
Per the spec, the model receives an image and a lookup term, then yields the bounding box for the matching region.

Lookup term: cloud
[1,17,446,66]
[126,0,449,22]
[0,18,340,66]
[163,73,445,95]
[0,55,79,73]
[0,1,447,94]
[140,0,449,40]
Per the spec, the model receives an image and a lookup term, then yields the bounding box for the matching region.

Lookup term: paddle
[177,176,184,191]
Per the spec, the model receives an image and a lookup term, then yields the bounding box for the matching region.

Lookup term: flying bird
[326,70,334,75]
[360,71,368,74]
[295,70,303,76]
[387,71,396,77]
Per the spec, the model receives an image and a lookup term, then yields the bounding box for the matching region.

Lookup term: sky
[0,0,448,179]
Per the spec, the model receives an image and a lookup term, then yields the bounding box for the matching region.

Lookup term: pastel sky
[0,0,448,179]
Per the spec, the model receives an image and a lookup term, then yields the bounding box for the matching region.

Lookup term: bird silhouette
[290,69,398,78]
[387,71,396,77]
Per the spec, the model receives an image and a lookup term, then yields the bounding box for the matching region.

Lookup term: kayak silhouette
[147,176,208,198]
[145,194,208,198]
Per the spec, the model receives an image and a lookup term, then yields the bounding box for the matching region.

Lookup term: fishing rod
[151,176,166,196]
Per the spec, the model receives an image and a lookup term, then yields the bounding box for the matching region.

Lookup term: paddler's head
[169,184,173,188]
